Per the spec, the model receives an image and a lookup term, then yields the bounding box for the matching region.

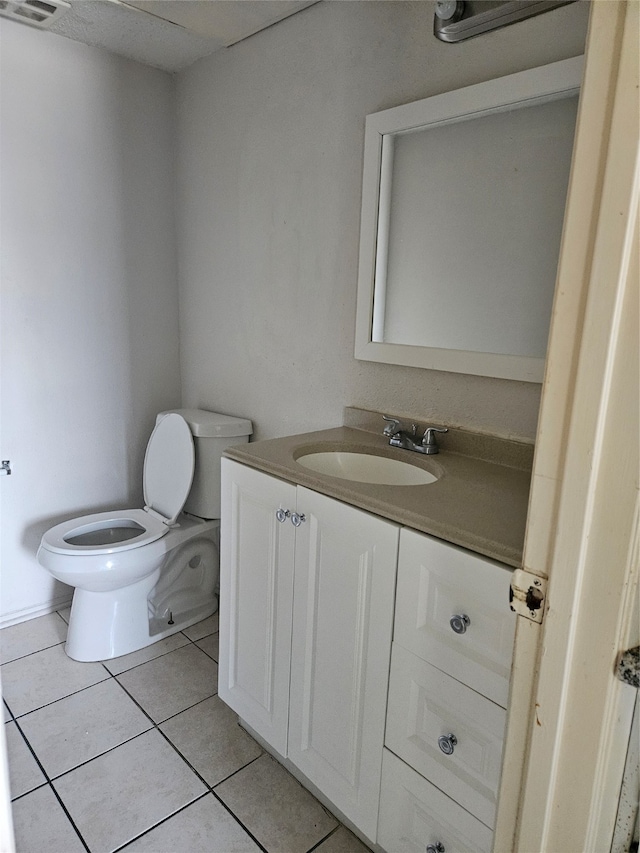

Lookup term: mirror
[355,57,583,382]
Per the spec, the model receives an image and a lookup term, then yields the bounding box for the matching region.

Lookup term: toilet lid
[143,413,195,525]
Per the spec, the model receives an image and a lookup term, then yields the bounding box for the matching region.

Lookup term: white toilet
[37,408,252,662]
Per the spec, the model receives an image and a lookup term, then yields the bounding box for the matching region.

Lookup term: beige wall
[0,20,180,623]
[176,0,590,441]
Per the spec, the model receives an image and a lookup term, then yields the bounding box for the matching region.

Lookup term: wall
[0,21,181,624]
[175,0,589,442]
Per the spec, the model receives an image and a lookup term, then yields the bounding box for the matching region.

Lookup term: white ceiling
[31,0,321,72]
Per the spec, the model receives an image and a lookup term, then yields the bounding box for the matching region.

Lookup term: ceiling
[2,0,321,72]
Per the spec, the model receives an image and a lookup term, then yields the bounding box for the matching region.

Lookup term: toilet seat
[40,413,196,558]
[40,508,170,556]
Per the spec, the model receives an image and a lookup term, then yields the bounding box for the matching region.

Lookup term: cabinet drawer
[378,749,493,853]
[385,643,506,829]
[394,528,516,707]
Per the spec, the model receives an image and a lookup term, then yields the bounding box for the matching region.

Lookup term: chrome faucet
[382,416,448,455]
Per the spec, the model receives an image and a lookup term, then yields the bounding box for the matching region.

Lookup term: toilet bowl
[37,409,252,662]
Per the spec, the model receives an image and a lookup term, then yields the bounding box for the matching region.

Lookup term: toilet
[37,408,252,662]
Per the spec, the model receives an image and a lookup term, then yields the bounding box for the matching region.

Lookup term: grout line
[0,639,67,668]
[107,718,269,853]
[45,728,156,784]
[182,630,219,663]
[100,634,193,676]
[306,824,343,852]
[109,792,211,853]
[208,788,270,853]
[3,616,361,853]
[9,719,91,852]
[151,691,216,725]
[48,780,93,853]
[9,674,112,721]
[211,751,264,790]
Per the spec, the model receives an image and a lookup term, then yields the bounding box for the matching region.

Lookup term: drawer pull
[275,508,290,523]
[426,845,445,853]
[290,512,306,527]
[449,613,470,634]
[437,733,457,755]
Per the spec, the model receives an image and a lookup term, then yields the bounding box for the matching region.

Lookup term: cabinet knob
[426,844,445,853]
[290,512,306,527]
[275,508,290,523]
[437,733,457,755]
[449,613,470,634]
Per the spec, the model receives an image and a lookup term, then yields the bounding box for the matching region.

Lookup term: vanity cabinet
[219,457,516,851]
[218,459,296,754]
[378,530,516,853]
[219,459,399,840]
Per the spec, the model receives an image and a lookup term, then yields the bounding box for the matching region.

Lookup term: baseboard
[0,594,73,629]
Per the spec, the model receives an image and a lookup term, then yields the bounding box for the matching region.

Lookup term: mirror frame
[354,56,584,383]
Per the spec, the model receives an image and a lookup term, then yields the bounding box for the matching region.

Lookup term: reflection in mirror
[355,57,583,382]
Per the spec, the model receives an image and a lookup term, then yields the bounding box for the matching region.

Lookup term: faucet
[382,416,448,455]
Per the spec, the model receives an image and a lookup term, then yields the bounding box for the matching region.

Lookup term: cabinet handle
[437,733,457,755]
[449,613,470,634]
[290,512,306,527]
[426,844,445,853]
[275,508,290,523]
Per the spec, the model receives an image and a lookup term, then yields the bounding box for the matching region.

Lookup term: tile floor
[1,609,371,853]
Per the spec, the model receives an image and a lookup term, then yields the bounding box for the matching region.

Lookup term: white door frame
[495,1,639,850]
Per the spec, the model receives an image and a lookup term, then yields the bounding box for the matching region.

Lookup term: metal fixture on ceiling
[434,0,578,43]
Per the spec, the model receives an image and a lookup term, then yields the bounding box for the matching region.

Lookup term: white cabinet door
[394,529,516,707]
[377,749,493,853]
[288,487,399,842]
[219,459,296,756]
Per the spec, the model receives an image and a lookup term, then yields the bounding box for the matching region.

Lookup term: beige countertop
[224,422,533,568]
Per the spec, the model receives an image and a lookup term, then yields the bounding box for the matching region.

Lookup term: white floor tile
[0,612,67,665]
[116,644,217,723]
[194,632,219,662]
[315,826,373,852]
[182,612,218,641]
[216,753,338,853]
[3,702,11,723]
[159,695,261,786]
[18,678,152,778]
[53,729,206,853]
[12,784,86,853]
[4,721,46,799]
[102,632,190,676]
[1,644,109,717]
[57,607,72,625]
[121,793,261,852]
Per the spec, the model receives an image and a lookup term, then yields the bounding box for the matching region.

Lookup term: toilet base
[63,517,219,662]
[65,571,161,661]
[65,581,219,662]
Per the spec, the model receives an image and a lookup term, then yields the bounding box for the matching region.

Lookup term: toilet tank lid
[157,409,253,438]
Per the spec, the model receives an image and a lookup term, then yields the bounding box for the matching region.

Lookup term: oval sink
[296,451,438,486]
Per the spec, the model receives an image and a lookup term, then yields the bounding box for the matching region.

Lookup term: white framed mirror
[354,56,583,383]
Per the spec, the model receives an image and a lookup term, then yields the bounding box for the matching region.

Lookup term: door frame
[494,1,639,850]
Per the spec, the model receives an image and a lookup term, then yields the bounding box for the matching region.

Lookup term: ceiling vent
[434,0,577,43]
[0,0,70,28]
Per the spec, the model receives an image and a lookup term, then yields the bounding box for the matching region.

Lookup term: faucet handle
[422,426,449,449]
[382,415,402,436]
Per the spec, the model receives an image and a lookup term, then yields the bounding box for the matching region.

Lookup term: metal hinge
[510,569,547,623]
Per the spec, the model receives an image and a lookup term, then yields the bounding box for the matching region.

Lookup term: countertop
[224,423,533,568]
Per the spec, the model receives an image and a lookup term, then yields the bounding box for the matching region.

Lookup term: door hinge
[510,569,547,623]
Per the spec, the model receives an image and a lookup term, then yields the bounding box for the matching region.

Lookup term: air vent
[0,0,70,28]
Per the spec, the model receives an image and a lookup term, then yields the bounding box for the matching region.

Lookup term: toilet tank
[156,408,252,520]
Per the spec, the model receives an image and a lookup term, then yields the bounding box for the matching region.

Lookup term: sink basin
[296,451,438,486]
